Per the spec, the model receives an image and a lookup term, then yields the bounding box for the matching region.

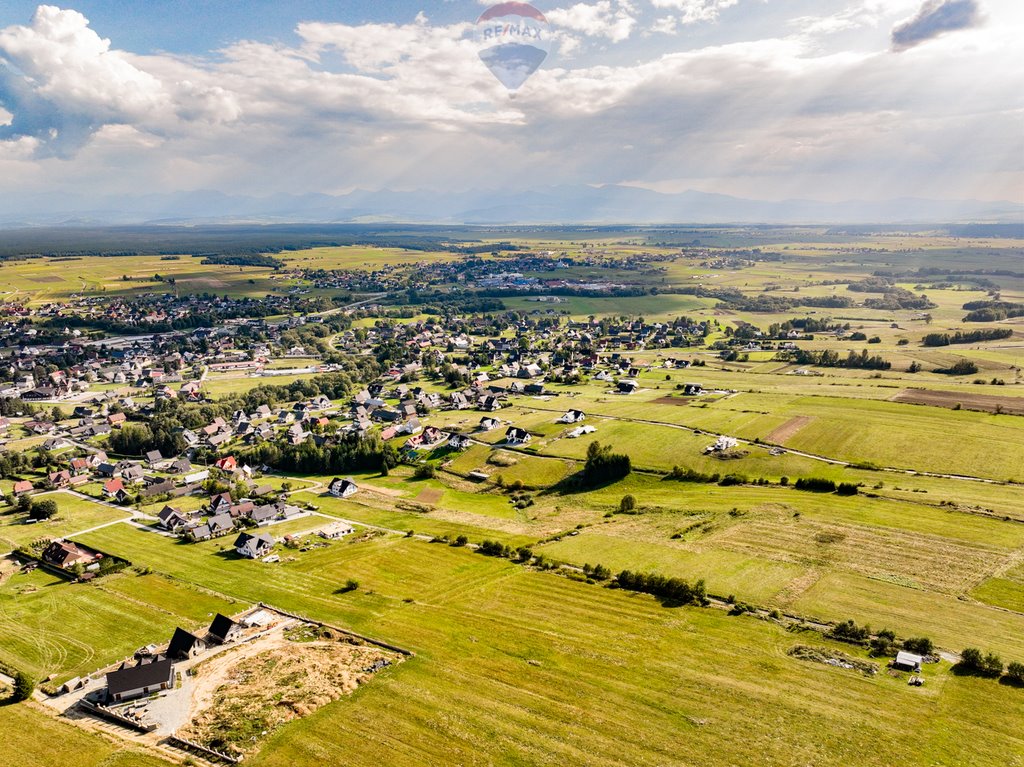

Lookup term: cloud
[891,0,983,51]
[547,2,637,42]
[649,0,740,25]
[0,2,1020,205]
[0,5,239,156]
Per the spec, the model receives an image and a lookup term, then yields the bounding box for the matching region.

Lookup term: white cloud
[649,0,740,25]
[0,2,1020,204]
[547,2,637,42]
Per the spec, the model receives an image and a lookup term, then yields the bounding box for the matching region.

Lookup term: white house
[328,477,359,498]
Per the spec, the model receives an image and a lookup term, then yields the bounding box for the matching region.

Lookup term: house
[106,656,175,702]
[557,409,586,424]
[107,412,127,427]
[157,506,190,532]
[102,478,125,497]
[168,458,192,474]
[683,383,703,396]
[121,465,144,483]
[893,651,923,672]
[208,493,233,514]
[145,449,164,467]
[214,456,237,472]
[42,539,98,569]
[524,383,546,396]
[206,513,234,537]
[706,436,739,453]
[48,470,72,489]
[319,521,355,539]
[249,504,278,525]
[234,531,274,559]
[505,427,532,446]
[167,627,207,660]
[190,523,213,541]
[12,480,34,496]
[616,379,638,394]
[448,433,472,450]
[207,613,243,644]
[328,477,359,498]
[478,417,500,432]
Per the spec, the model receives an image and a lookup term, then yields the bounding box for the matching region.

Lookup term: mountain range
[1,185,1020,227]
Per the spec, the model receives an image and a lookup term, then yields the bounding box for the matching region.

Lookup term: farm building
[105,656,175,702]
[234,531,275,559]
[567,425,597,439]
[319,521,355,539]
[208,613,243,644]
[328,477,359,498]
[167,627,207,660]
[893,652,923,672]
[683,383,703,395]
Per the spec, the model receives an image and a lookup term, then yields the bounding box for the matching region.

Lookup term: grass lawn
[0,703,174,767]
[0,564,236,683]
[0,491,130,549]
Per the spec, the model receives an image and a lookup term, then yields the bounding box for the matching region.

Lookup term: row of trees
[614,570,708,606]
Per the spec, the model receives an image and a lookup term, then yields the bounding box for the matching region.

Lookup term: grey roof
[106,656,174,696]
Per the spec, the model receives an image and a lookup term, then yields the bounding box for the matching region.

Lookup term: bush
[958,647,1003,677]
[835,482,859,496]
[1006,661,1024,683]
[903,636,934,656]
[339,578,360,593]
[413,463,436,479]
[794,477,837,493]
[870,629,897,657]
[830,619,871,644]
[12,670,34,702]
[619,495,636,513]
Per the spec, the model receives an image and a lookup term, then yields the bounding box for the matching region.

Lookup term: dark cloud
[892,0,983,51]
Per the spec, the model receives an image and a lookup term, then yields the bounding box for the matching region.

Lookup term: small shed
[893,651,923,672]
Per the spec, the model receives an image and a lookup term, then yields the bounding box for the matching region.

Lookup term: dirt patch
[765,415,814,444]
[890,388,1024,416]
[652,396,691,406]
[26,275,65,283]
[0,555,19,585]
[179,630,399,757]
[788,644,878,676]
[414,488,443,504]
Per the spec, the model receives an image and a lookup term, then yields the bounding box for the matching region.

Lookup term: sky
[0,0,1021,206]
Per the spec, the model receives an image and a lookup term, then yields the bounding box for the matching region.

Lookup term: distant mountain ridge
[0,185,1020,227]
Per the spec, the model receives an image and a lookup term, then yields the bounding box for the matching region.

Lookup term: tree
[903,637,934,656]
[29,498,58,520]
[17,494,32,513]
[959,647,1003,677]
[1006,661,1024,684]
[12,670,34,702]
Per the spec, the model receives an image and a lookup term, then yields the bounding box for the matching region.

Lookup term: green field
[8,523,1019,766]
[0,492,130,549]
